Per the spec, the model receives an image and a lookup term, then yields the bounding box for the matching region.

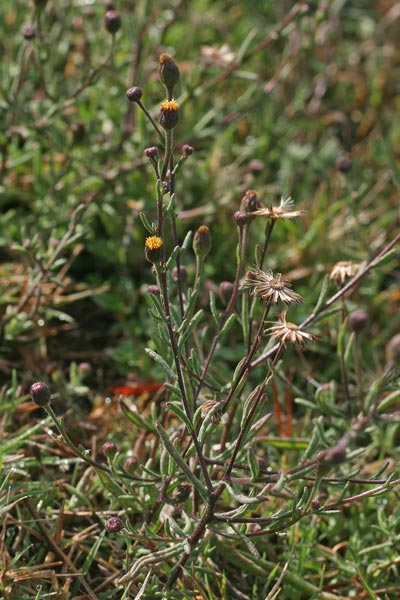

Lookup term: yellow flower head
[145,236,163,263]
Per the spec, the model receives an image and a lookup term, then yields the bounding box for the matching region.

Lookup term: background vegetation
[0,0,399,599]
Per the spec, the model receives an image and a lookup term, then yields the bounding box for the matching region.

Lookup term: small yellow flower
[145,236,163,263]
[159,99,179,130]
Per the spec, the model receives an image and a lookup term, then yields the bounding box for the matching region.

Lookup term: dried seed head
[102,441,117,458]
[159,53,180,97]
[246,268,303,305]
[240,190,259,213]
[251,197,305,220]
[201,399,221,425]
[265,311,317,348]
[159,99,179,130]
[105,516,124,533]
[126,86,143,103]
[145,236,163,263]
[347,310,369,333]
[329,261,361,285]
[193,225,212,260]
[104,10,121,34]
[30,381,51,407]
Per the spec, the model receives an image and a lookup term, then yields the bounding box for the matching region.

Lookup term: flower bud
[386,334,400,365]
[145,236,164,263]
[219,281,234,305]
[347,310,368,333]
[233,210,249,227]
[144,146,159,159]
[240,190,259,213]
[30,381,51,407]
[335,156,352,172]
[159,99,179,130]
[105,516,124,533]
[159,54,180,97]
[22,26,36,40]
[147,284,160,295]
[123,456,138,474]
[104,10,121,34]
[172,265,188,285]
[182,144,194,158]
[193,225,212,260]
[126,86,143,103]
[102,441,117,458]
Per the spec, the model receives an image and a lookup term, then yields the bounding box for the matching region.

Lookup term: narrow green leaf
[209,290,218,324]
[156,423,209,502]
[166,402,193,431]
[145,348,176,380]
[140,211,156,234]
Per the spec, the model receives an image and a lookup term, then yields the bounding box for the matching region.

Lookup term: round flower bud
[182,144,194,158]
[123,456,138,474]
[159,54,180,97]
[324,444,347,464]
[347,310,369,333]
[102,441,117,458]
[193,225,212,260]
[145,236,164,263]
[386,334,400,365]
[144,146,159,159]
[219,281,234,305]
[233,210,249,227]
[147,284,160,295]
[335,156,352,172]
[247,159,264,175]
[172,265,188,285]
[22,26,36,40]
[240,190,259,213]
[311,499,321,511]
[105,516,124,533]
[30,381,51,407]
[126,86,143,103]
[159,99,179,130]
[104,10,121,34]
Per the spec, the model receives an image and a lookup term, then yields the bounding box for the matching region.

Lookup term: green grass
[1,1,399,599]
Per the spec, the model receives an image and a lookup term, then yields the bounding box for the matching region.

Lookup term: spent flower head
[159,99,179,130]
[329,261,361,285]
[245,267,303,305]
[251,196,305,220]
[265,311,317,348]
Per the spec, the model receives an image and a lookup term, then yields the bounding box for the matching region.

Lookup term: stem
[156,264,213,494]
[194,225,249,402]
